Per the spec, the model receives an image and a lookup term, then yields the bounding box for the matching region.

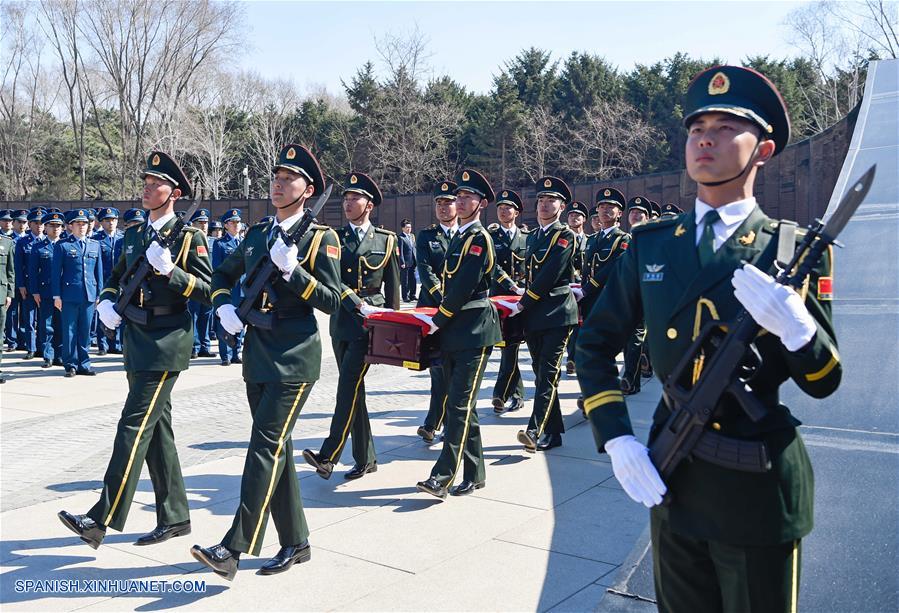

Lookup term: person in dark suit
[398,218,417,301]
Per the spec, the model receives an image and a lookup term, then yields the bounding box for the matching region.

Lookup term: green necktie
[698,209,720,267]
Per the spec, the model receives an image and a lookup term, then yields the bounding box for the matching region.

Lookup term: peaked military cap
[627,196,651,215]
[98,207,119,220]
[455,169,495,203]
[662,202,683,216]
[142,151,193,198]
[27,210,45,222]
[42,211,65,225]
[595,187,626,209]
[12,209,27,221]
[649,201,662,218]
[0,210,11,221]
[536,176,572,203]
[273,143,326,196]
[344,172,383,206]
[221,208,242,223]
[434,180,457,202]
[209,219,223,230]
[48,207,62,213]
[190,208,210,222]
[684,65,791,155]
[568,201,590,218]
[123,208,145,224]
[29,205,46,214]
[66,208,90,223]
[495,189,523,211]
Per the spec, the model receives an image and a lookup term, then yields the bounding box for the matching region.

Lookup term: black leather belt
[135,304,186,316]
[358,288,382,297]
[271,307,311,320]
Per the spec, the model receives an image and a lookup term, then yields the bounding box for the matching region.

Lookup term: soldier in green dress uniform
[0,231,13,383]
[59,151,212,549]
[620,196,652,395]
[191,144,342,580]
[488,189,528,414]
[415,181,458,443]
[303,172,400,481]
[576,65,841,613]
[415,169,502,498]
[504,176,579,452]
[565,200,590,375]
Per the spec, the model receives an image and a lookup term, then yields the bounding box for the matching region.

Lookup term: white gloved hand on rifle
[97,299,122,329]
[217,304,244,336]
[605,434,667,508]
[269,236,299,280]
[146,243,175,276]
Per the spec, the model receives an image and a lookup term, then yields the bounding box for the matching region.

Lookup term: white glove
[360,304,393,317]
[146,242,176,276]
[732,263,816,352]
[97,299,122,330]
[605,434,667,508]
[413,312,439,336]
[510,285,525,296]
[216,304,244,336]
[497,299,522,317]
[270,236,299,279]
[570,284,584,302]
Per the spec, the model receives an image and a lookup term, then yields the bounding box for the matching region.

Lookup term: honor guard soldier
[192,144,342,580]
[619,196,652,394]
[504,176,580,453]
[0,229,12,382]
[93,208,123,355]
[52,209,102,376]
[488,188,528,414]
[565,200,590,375]
[188,208,216,359]
[648,200,662,220]
[212,209,244,366]
[29,212,65,368]
[415,180,458,443]
[661,202,684,218]
[121,208,145,231]
[303,171,400,481]
[6,210,28,351]
[577,65,841,612]
[0,209,13,238]
[58,152,212,550]
[14,209,44,359]
[208,219,224,240]
[415,169,502,499]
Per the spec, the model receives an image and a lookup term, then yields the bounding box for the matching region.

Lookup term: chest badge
[737,230,756,246]
[126,245,134,254]
[643,263,665,282]
[245,246,254,256]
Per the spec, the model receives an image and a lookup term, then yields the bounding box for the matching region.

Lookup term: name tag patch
[643,263,664,282]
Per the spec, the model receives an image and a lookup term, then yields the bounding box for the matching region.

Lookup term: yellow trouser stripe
[181,273,196,298]
[806,350,839,382]
[105,371,169,526]
[500,344,520,401]
[301,277,317,300]
[790,540,800,613]
[537,330,572,437]
[329,363,370,463]
[526,289,540,301]
[448,347,488,485]
[248,383,308,554]
[436,393,448,430]
[584,390,624,415]
[211,288,231,301]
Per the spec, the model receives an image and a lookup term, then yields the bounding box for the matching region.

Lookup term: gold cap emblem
[286,147,296,160]
[441,182,448,191]
[708,72,730,95]
[501,191,508,198]
[350,174,358,184]
[151,154,160,166]
[604,189,611,196]
[544,179,552,188]
[462,171,470,181]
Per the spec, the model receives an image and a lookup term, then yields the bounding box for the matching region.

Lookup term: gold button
[667,328,677,339]
[346,268,352,272]
[711,422,721,431]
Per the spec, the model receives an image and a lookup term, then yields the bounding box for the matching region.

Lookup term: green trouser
[492,341,525,404]
[319,337,376,466]
[88,370,187,532]
[567,324,579,365]
[430,346,492,487]
[0,302,5,368]
[422,364,447,431]
[622,324,647,392]
[652,512,802,613]
[224,381,314,556]
[525,326,573,437]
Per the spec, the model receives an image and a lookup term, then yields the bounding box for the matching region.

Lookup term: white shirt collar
[439,223,456,235]
[602,225,618,236]
[349,221,371,236]
[540,219,559,233]
[276,210,304,231]
[150,212,176,233]
[458,219,478,234]
[694,197,756,227]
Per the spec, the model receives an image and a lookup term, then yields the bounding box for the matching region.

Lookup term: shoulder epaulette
[310,223,330,231]
[374,227,395,236]
[428,223,437,229]
[487,223,499,231]
[630,215,680,235]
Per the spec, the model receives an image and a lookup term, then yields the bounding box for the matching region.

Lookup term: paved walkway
[0,312,660,611]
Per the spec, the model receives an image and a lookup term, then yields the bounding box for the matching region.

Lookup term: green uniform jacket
[416,225,451,307]
[520,221,579,332]
[488,224,527,296]
[211,220,341,383]
[432,221,502,352]
[581,226,630,315]
[0,235,13,303]
[100,218,212,372]
[331,224,401,342]
[571,231,589,282]
[576,206,841,545]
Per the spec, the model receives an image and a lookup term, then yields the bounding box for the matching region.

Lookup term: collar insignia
[737,230,756,245]
[674,224,687,237]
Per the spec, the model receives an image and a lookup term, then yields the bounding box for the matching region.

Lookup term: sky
[238,0,809,96]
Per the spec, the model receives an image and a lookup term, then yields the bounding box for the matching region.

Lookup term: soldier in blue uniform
[29,212,65,368]
[14,209,45,359]
[52,209,103,377]
[212,209,244,366]
[93,207,123,355]
[189,209,216,359]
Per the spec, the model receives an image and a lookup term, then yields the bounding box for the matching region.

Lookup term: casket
[364,308,441,370]
[490,295,525,345]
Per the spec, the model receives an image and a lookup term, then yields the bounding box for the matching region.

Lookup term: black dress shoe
[450,480,485,496]
[220,360,231,366]
[577,396,585,419]
[345,462,377,480]
[416,477,447,499]
[190,351,198,359]
[258,541,311,575]
[53,358,63,366]
[64,368,76,378]
[536,432,562,451]
[198,349,217,358]
[231,357,242,364]
[302,449,333,479]
[76,368,97,376]
[42,359,52,368]
[58,510,105,549]
[491,397,504,412]
[191,544,239,581]
[517,429,537,453]
[566,360,576,375]
[417,425,435,443]
[97,349,107,356]
[620,379,639,396]
[504,397,523,412]
[108,348,122,355]
[135,521,191,546]
[24,352,34,360]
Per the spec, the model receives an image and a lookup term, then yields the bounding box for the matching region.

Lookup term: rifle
[649,165,875,484]
[105,199,201,338]
[219,185,332,348]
